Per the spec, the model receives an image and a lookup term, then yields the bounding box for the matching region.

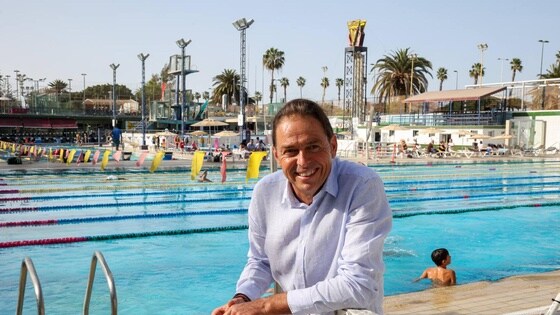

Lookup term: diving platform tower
[343,20,368,133]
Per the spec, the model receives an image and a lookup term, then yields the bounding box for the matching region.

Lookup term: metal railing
[16,257,45,315]
[83,251,118,315]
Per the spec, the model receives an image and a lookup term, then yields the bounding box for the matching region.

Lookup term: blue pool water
[1,159,560,314]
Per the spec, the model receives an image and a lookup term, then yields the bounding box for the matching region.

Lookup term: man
[414,248,456,286]
[212,99,392,315]
[111,125,122,151]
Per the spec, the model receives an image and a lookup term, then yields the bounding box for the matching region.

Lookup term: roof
[404,86,507,103]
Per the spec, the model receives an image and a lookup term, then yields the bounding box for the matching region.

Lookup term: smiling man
[212,99,392,315]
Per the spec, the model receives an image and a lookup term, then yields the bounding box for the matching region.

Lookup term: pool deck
[2,150,559,314]
[383,270,560,314]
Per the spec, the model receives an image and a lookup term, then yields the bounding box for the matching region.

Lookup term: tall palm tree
[436,68,448,91]
[335,78,344,102]
[320,77,330,105]
[211,69,239,108]
[48,79,68,101]
[263,47,285,104]
[296,76,306,98]
[541,63,560,79]
[510,58,523,82]
[194,92,201,103]
[202,91,210,101]
[371,48,432,104]
[469,63,484,85]
[279,77,289,103]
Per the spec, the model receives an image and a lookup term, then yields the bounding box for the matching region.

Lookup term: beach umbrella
[490,134,513,140]
[213,130,239,137]
[155,130,177,137]
[470,134,492,140]
[191,119,228,127]
[419,127,443,134]
[456,129,475,136]
[188,130,208,136]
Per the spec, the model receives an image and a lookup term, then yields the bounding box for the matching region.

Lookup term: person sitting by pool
[414,248,456,286]
[198,170,212,182]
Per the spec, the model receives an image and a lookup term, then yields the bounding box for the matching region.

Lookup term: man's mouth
[296,169,317,177]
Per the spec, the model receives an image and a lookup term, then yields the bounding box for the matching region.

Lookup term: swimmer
[105,175,127,181]
[414,248,456,286]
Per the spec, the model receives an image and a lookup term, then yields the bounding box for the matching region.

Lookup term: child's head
[431,248,450,266]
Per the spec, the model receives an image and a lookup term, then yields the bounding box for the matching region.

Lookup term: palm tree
[48,79,68,101]
[541,63,560,79]
[335,78,344,102]
[211,69,239,109]
[194,92,201,103]
[320,77,330,105]
[469,63,484,85]
[370,48,433,104]
[279,77,289,102]
[296,76,306,98]
[202,91,210,101]
[263,47,285,104]
[510,58,523,82]
[436,68,448,91]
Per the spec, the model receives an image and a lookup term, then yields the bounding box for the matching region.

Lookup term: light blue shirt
[236,158,392,315]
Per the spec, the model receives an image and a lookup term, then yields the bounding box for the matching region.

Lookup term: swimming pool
[1,159,559,314]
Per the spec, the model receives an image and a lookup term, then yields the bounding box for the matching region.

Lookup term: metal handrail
[16,257,45,315]
[83,251,118,315]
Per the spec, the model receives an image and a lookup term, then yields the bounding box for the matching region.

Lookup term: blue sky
[1,0,558,102]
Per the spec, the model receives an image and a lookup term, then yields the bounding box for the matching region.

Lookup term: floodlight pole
[138,53,149,149]
[109,63,120,127]
[538,39,549,110]
[477,43,488,85]
[233,18,254,143]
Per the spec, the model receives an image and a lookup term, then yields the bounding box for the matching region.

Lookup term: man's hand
[211,297,246,315]
[212,293,290,315]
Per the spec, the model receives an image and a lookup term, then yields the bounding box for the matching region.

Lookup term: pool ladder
[16,251,117,315]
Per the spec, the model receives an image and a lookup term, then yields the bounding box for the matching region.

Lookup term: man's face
[273,115,337,204]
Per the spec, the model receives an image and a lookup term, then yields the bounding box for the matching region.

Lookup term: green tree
[211,69,239,107]
[296,76,306,98]
[254,91,262,114]
[279,77,289,103]
[335,78,344,102]
[194,92,201,103]
[263,47,285,104]
[202,91,210,101]
[469,63,484,85]
[510,58,523,82]
[320,77,330,105]
[85,84,132,100]
[541,63,560,79]
[436,67,448,91]
[48,79,68,100]
[370,48,432,103]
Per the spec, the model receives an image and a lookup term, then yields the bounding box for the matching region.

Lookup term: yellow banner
[190,151,206,180]
[246,151,268,183]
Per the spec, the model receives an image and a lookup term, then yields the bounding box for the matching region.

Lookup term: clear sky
[1,0,558,102]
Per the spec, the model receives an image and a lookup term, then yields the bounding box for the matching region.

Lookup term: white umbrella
[214,130,239,137]
[188,130,208,136]
[470,134,492,140]
[191,119,228,127]
[491,134,513,140]
[155,130,177,137]
[419,127,443,134]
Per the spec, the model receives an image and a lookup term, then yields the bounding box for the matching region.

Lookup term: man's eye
[309,145,321,152]
[283,149,298,156]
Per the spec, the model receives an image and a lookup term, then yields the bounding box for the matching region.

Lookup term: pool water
[1,159,560,314]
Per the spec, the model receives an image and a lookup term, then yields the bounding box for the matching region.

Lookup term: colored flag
[100,150,111,171]
[59,149,65,162]
[83,150,92,164]
[92,150,100,165]
[66,149,77,165]
[190,151,206,180]
[220,156,227,183]
[113,150,122,163]
[149,151,165,173]
[246,152,268,182]
[136,152,148,167]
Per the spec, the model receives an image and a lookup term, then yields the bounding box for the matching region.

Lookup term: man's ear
[329,135,338,158]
